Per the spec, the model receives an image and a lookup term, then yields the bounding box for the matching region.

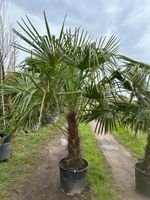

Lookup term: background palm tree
[117,56,150,172]
[0,72,47,133]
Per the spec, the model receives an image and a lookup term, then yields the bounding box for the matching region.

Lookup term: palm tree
[0,72,47,133]
[117,56,150,172]
[1,13,136,171]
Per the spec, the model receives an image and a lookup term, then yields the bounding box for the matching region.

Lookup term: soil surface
[90,122,149,200]
[11,134,91,200]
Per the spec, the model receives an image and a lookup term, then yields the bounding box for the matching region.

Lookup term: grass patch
[112,126,147,158]
[0,118,64,200]
[80,123,118,200]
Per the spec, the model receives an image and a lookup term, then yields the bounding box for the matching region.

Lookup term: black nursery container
[59,159,88,195]
[0,142,10,161]
[135,161,150,197]
[0,134,12,162]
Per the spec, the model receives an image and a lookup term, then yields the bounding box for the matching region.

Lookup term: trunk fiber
[142,133,150,173]
[64,110,84,170]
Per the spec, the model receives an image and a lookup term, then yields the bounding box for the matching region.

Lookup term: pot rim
[135,160,150,176]
[58,158,88,173]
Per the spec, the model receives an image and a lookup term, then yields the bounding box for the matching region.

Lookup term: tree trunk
[142,132,150,173]
[145,133,150,160]
[64,110,84,169]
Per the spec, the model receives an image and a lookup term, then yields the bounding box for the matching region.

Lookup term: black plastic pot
[45,116,54,124]
[0,142,10,161]
[45,112,59,125]
[0,134,12,162]
[135,161,150,197]
[58,158,88,195]
[0,131,4,138]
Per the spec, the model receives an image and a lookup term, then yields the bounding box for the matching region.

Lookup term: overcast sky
[6,0,150,63]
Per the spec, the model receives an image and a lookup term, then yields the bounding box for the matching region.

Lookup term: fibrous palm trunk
[142,132,150,173]
[145,133,150,159]
[64,110,84,169]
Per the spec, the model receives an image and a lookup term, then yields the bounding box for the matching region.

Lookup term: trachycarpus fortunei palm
[118,56,150,173]
[3,13,135,169]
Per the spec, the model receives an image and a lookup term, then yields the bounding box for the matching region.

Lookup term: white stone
[60,136,68,146]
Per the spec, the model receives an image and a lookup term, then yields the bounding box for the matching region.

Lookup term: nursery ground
[0,119,64,200]
[11,133,91,200]
[0,122,118,200]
